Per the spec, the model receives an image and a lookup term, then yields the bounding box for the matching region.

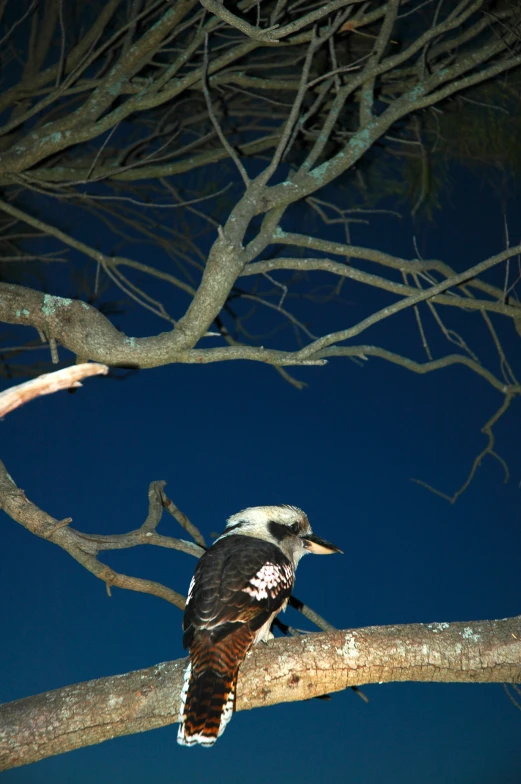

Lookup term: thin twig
[412,393,513,503]
[161,490,207,549]
[202,34,250,187]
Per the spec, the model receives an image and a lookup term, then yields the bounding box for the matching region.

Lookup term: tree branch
[1,616,519,770]
[0,462,200,610]
[292,243,521,360]
[199,0,365,42]
[241,256,521,320]
[0,363,108,417]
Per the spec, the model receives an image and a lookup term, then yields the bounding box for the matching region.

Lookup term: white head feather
[216,504,341,566]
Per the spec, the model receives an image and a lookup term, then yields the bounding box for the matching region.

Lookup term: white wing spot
[186,576,196,606]
[241,562,293,601]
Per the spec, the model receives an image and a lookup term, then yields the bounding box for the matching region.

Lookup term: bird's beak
[301,533,343,555]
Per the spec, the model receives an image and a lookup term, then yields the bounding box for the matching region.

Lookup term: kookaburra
[177,504,342,747]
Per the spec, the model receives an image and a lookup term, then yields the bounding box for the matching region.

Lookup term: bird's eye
[290,522,300,534]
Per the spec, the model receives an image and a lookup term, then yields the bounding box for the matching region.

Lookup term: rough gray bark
[1,617,520,771]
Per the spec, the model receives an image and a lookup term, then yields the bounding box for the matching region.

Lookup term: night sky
[1,174,520,783]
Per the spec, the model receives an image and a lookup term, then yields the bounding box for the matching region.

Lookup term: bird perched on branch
[177,504,342,747]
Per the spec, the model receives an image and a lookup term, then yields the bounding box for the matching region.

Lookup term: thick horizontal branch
[1,279,518,398]
[0,281,185,367]
[2,233,521,373]
[1,617,519,770]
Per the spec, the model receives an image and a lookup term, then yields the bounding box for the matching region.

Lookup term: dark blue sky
[1,174,520,783]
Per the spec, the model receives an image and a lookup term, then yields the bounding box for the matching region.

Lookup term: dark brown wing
[182,535,294,649]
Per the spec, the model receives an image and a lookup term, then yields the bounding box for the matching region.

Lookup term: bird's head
[220,504,342,566]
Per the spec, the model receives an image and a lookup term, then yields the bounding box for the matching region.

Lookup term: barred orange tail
[177,664,237,746]
[177,625,254,747]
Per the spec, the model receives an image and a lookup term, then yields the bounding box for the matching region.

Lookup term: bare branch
[0,198,197,298]
[161,489,207,549]
[202,34,250,187]
[412,393,514,503]
[0,363,108,418]
[291,244,521,360]
[359,0,400,125]
[1,0,521,502]
[199,0,366,42]
[319,345,519,397]
[0,463,197,610]
[242,255,521,320]
[2,616,519,770]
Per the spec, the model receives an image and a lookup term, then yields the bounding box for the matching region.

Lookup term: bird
[177,504,342,747]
